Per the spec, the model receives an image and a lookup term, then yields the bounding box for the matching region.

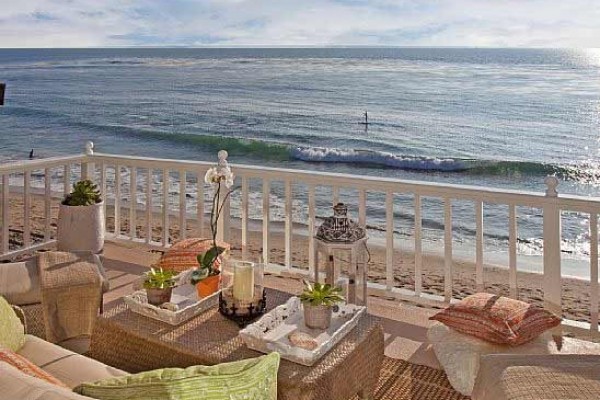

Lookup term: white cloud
[0,0,599,48]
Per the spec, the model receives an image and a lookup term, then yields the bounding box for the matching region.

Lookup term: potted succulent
[190,151,235,298]
[143,267,177,306]
[57,179,105,253]
[299,280,345,330]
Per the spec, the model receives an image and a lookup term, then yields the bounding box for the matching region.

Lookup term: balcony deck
[100,239,442,370]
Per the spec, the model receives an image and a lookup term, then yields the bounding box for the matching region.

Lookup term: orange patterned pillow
[157,238,230,272]
[429,293,561,346]
[0,347,68,388]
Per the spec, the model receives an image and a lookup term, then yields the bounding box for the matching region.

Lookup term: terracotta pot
[146,287,173,306]
[196,274,221,298]
[303,304,333,330]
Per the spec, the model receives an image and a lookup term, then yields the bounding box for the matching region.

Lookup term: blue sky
[1,0,599,48]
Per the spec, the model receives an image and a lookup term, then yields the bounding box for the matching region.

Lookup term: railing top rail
[2,150,597,211]
[90,152,600,210]
[0,154,86,174]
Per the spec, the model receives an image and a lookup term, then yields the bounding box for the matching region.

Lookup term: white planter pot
[57,201,105,253]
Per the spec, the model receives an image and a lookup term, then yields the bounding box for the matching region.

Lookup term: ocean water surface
[1,48,600,277]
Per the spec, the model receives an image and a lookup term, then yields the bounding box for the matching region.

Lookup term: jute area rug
[351,357,470,400]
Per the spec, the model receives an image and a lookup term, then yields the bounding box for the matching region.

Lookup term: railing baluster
[129,166,137,240]
[146,168,152,243]
[179,170,187,240]
[162,169,169,246]
[114,165,121,236]
[475,201,484,292]
[333,186,339,205]
[385,191,394,291]
[414,194,422,297]
[241,176,249,260]
[358,189,366,228]
[100,163,107,227]
[63,164,71,195]
[543,176,562,318]
[444,197,453,302]
[44,168,51,240]
[196,172,204,237]
[262,180,270,265]
[1,174,9,253]
[591,213,599,335]
[509,204,518,298]
[285,180,293,269]
[308,184,316,273]
[23,171,31,248]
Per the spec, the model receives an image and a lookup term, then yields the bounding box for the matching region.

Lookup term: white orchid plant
[191,151,236,285]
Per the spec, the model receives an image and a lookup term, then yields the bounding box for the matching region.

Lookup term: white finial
[217,150,229,170]
[85,141,94,155]
[545,175,559,197]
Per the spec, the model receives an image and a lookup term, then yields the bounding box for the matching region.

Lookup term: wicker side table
[89,288,383,400]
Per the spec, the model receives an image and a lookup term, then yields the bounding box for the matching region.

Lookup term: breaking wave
[290,146,566,176]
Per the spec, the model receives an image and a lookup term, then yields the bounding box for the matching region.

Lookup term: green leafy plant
[299,280,344,307]
[143,267,177,290]
[62,180,102,206]
[190,248,226,284]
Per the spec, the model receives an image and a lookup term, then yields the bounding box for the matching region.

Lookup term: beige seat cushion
[0,259,41,305]
[17,334,127,389]
[428,322,600,396]
[0,362,92,400]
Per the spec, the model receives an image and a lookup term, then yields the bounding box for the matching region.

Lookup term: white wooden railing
[2,142,600,336]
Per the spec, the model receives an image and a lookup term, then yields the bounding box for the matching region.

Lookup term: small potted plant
[299,280,345,330]
[190,151,235,298]
[143,267,177,306]
[57,179,105,253]
[191,250,223,298]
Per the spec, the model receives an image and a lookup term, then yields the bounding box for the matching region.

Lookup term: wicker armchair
[0,252,109,340]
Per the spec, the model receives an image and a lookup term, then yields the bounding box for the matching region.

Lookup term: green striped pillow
[73,352,279,400]
[0,296,25,351]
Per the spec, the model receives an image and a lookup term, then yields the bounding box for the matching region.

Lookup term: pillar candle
[233,262,255,302]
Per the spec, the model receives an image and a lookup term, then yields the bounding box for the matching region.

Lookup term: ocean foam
[291,147,468,172]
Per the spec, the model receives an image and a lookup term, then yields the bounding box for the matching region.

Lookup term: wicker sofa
[0,253,125,399]
[1,308,128,399]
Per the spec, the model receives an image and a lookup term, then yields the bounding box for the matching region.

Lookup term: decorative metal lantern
[218,260,266,327]
[316,203,366,243]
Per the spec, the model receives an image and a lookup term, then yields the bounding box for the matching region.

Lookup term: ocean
[1,48,599,277]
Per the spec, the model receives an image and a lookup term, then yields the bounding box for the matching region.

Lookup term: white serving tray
[124,283,219,326]
[239,297,366,366]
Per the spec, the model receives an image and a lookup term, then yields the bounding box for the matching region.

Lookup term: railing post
[216,150,231,243]
[543,175,562,318]
[82,141,95,181]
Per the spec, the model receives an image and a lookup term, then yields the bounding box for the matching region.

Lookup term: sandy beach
[2,192,594,324]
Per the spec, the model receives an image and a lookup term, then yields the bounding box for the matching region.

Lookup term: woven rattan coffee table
[89,288,384,400]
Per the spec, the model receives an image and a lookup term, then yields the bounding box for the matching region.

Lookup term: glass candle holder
[219,259,266,326]
[221,260,264,299]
